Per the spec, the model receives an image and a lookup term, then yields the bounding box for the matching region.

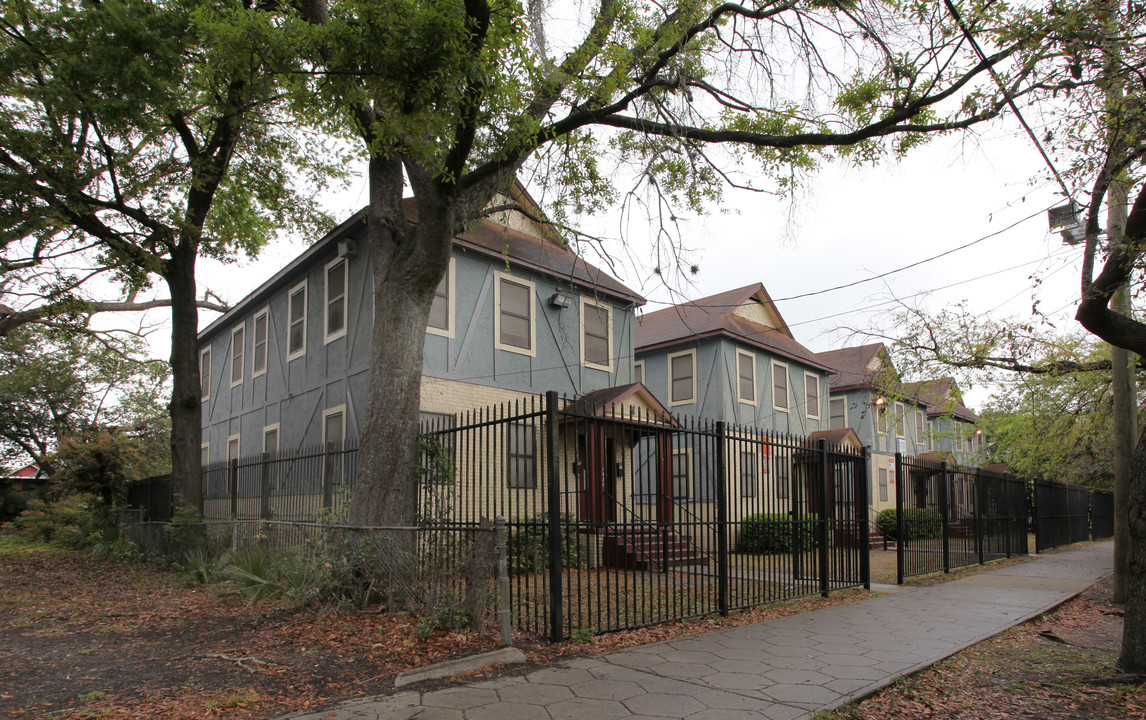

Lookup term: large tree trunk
[166,243,204,516]
[1120,428,1146,672]
[348,158,455,529]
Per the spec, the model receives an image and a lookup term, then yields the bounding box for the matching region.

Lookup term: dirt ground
[1,541,1132,720]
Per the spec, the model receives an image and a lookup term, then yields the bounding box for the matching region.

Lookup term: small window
[740,451,757,497]
[877,403,889,434]
[495,273,535,355]
[325,258,347,343]
[288,280,307,360]
[829,398,846,430]
[427,258,455,337]
[226,435,241,493]
[506,422,536,489]
[878,467,888,503]
[200,443,210,467]
[915,410,924,444]
[775,460,790,499]
[894,402,905,438]
[772,361,789,411]
[252,307,268,377]
[671,449,692,499]
[200,347,211,402]
[668,350,696,406]
[323,405,346,487]
[230,325,245,387]
[263,424,279,455]
[581,298,612,370]
[737,350,756,404]
[805,373,820,419]
[633,360,645,386]
[263,424,280,489]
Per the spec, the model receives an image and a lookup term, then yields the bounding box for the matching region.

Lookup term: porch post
[544,391,564,642]
[895,452,904,585]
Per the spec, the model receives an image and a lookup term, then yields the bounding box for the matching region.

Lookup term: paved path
[286,542,1113,720]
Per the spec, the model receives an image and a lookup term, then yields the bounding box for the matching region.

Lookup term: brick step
[602,529,710,569]
[869,530,896,550]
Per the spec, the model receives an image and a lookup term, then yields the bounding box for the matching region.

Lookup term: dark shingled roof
[567,383,677,426]
[814,343,889,391]
[901,377,980,423]
[808,427,863,450]
[634,283,832,373]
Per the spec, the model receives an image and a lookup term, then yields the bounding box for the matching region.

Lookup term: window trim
[322,404,347,449]
[667,349,697,407]
[229,324,245,388]
[506,421,537,489]
[805,372,820,419]
[426,257,456,338]
[878,467,889,503]
[262,423,280,454]
[894,401,906,438]
[877,403,889,434]
[829,397,846,430]
[915,409,924,444]
[927,419,935,451]
[200,347,211,402]
[252,306,269,378]
[740,450,758,498]
[201,442,210,467]
[633,359,645,386]
[771,360,789,412]
[493,272,537,357]
[287,280,308,361]
[579,296,614,371]
[736,349,756,405]
[324,257,348,344]
[226,434,241,463]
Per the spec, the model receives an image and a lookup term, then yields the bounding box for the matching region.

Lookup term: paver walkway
[286,542,1113,720]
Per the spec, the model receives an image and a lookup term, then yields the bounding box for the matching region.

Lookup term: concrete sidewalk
[286,542,1114,720]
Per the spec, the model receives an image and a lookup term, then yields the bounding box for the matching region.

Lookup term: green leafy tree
[289,0,1035,529]
[0,0,346,513]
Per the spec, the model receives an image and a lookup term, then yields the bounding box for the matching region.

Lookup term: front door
[578,425,616,526]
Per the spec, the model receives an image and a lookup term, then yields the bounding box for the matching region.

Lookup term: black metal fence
[892,455,1027,582]
[1032,479,1114,551]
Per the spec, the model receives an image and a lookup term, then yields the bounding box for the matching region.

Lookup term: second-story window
[668,350,695,406]
[737,350,756,404]
[495,273,535,355]
[830,398,846,430]
[894,401,906,437]
[230,325,244,387]
[915,410,924,444]
[927,419,935,450]
[877,403,889,434]
[288,280,307,360]
[325,258,347,343]
[633,360,644,386]
[427,258,454,337]
[252,307,268,377]
[772,360,789,412]
[805,373,820,419]
[581,298,612,369]
[200,347,211,402]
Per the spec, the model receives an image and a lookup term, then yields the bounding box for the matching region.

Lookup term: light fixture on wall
[873,396,886,406]
[549,291,572,309]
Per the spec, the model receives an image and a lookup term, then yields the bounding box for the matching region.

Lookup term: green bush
[1,494,103,548]
[876,508,943,541]
[738,513,819,553]
[507,513,584,574]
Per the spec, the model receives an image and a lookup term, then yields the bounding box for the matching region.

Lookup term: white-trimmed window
[894,401,906,438]
[668,349,696,406]
[829,398,846,430]
[288,280,307,360]
[633,360,645,386]
[263,424,280,488]
[200,347,211,402]
[740,451,757,498]
[495,272,536,356]
[226,434,240,468]
[927,419,936,451]
[805,373,820,419]
[877,402,889,434]
[263,424,280,455]
[736,349,756,404]
[322,405,346,486]
[580,297,613,370]
[324,258,347,343]
[200,442,210,467]
[878,467,888,502]
[671,448,692,499]
[427,258,455,337]
[506,422,537,489]
[772,360,789,412]
[229,325,245,388]
[915,410,924,444]
[252,307,268,378]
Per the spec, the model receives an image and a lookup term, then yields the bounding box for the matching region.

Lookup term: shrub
[507,513,584,574]
[876,508,943,541]
[2,494,103,548]
[738,513,819,553]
